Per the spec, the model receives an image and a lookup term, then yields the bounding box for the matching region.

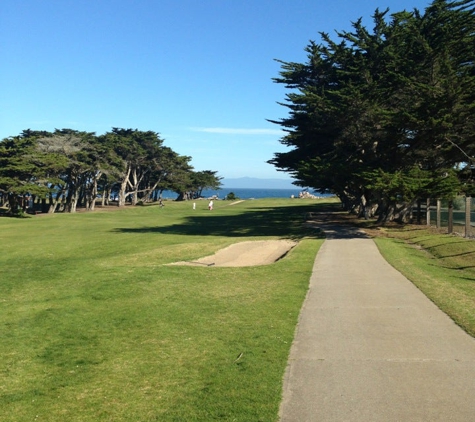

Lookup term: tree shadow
[112,203,337,239]
[438,250,475,259]
[423,263,475,280]
[422,240,472,249]
[315,223,371,239]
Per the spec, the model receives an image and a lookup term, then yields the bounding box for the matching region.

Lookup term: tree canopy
[0,128,222,215]
[269,0,475,222]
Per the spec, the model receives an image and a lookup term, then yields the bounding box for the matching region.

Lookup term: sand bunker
[170,239,297,267]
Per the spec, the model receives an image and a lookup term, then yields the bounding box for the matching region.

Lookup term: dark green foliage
[190,170,222,198]
[0,128,221,213]
[225,192,239,200]
[0,133,51,214]
[270,0,475,222]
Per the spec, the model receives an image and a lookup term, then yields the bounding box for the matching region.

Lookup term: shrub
[225,192,239,201]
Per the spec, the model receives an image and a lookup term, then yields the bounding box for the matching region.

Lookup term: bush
[225,192,239,200]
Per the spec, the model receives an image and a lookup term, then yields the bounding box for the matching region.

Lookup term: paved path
[279,224,475,421]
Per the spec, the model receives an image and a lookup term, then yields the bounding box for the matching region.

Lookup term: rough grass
[0,198,326,421]
[371,226,475,338]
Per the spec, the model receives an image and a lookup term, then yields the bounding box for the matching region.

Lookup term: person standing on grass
[208,200,213,211]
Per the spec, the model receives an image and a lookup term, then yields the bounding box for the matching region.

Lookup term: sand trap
[170,239,297,267]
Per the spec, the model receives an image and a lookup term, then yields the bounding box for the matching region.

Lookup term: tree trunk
[103,186,111,206]
[127,167,148,205]
[176,192,189,201]
[67,192,79,213]
[78,184,85,209]
[7,193,20,215]
[65,183,80,213]
[47,185,66,213]
[142,178,163,203]
[395,202,414,223]
[129,167,139,205]
[358,194,377,219]
[118,166,131,207]
[118,179,127,207]
[85,182,95,211]
[377,201,397,225]
[85,172,101,211]
[338,191,352,211]
[48,192,59,213]
[64,170,82,213]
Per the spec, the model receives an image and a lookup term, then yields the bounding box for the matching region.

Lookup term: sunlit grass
[0,198,326,421]
[373,226,475,337]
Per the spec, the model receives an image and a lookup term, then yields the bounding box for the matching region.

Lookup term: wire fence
[420,196,475,238]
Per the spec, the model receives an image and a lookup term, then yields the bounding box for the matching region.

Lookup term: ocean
[160,188,330,200]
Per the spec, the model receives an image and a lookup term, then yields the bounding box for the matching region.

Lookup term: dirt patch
[169,239,297,267]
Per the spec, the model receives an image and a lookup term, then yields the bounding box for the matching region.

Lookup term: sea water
[160,188,330,200]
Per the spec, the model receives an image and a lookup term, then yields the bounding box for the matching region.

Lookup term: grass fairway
[0,198,328,421]
[372,226,475,338]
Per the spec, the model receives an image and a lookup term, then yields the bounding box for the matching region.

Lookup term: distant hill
[221,177,297,189]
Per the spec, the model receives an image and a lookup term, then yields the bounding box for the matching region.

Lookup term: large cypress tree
[270,0,475,222]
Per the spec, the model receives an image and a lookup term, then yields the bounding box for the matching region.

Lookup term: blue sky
[1,0,431,180]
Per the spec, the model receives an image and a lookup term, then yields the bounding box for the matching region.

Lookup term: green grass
[372,226,475,337]
[0,198,327,421]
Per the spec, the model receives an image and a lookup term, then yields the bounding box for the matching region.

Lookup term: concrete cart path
[279,224,475,422]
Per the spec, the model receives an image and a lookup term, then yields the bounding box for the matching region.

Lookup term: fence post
[448,200,453,234]
[426,198,431,226]
[436,199,441,228]
[416,199,421,224]
[465,196,472,238]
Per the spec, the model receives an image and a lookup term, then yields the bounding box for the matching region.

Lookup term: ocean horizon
[160,187,331,200]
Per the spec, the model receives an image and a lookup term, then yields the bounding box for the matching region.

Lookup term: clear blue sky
[1,0,431,179]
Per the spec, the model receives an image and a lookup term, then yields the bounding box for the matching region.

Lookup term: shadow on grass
[437,250,475,259]
[424,261,475,277]
[112,203,338,239]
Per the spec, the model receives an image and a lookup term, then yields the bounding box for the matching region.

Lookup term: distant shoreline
[160,187,330,200]
[221,177,296,190]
